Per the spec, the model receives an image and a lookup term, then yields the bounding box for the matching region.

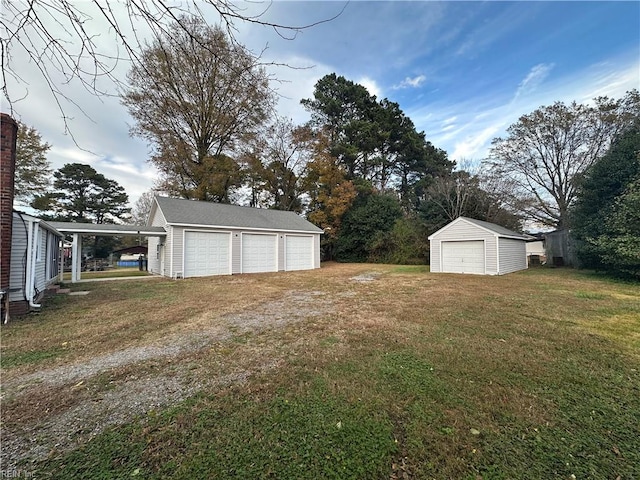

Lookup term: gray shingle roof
[459,217,532,240]
[154,196,323,233]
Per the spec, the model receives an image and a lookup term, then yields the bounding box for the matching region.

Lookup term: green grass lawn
[2,264,639,479]
[62,266,150,281]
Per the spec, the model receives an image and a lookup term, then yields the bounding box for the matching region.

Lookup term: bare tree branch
[1,0,345,136]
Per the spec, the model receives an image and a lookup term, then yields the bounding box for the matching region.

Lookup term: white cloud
[450,125,503,160]
[357,76,382,99]
[393,74,427,89]
[264,55,334,124]
[513,63,555,101]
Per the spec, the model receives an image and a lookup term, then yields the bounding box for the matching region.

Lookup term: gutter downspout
[27,219,41,309]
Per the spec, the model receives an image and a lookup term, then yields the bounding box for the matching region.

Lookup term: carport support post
[71,233,82,283]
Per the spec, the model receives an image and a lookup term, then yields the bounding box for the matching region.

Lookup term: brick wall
[1,113,18,319]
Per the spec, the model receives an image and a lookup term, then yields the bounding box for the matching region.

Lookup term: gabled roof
[153,196,323,233]
[428,216,531,241]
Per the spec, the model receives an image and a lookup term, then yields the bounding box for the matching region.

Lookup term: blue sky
[5,1,639,208]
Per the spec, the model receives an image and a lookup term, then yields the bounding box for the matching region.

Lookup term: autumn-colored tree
[304,131,357,259]
[122,17,274,203]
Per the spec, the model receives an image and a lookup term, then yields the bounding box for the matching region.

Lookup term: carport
[48,222,166,283]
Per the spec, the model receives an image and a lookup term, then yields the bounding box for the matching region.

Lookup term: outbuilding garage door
[285,235,313,271]
[184,231,230,277]
[242,234,277,273]
[441,240,485,274]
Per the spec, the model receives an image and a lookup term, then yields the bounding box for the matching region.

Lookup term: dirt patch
[350,271,383,282]
[1,290,333,469]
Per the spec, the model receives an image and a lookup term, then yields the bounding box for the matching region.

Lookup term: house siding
[9,213,28,302]
[170,226,184,278]
[498,238,527,275]
[9,214,62,307]
[34,229,47,293]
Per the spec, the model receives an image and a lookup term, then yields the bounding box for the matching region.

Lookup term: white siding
[232,232,242,274]
[9,213,28,302]
[278,234,285,271]
[9,214,62,302]
[34,228,47,293]
[430,240,441,273]
[169,226,181,277]
[313,234,321,269]
[498,238,527,275]
[147,204,168,275]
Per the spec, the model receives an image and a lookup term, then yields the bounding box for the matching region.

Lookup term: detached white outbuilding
[428,217,530,275]
[147,196,323,279]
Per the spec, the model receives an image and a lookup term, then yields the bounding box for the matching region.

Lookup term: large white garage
[147,197,322,279]
[428,217,530,276]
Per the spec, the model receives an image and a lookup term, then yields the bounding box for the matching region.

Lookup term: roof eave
[166,221,322,234]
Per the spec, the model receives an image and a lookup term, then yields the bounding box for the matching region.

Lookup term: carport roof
[48,222,166,236]
[154,196,323,233]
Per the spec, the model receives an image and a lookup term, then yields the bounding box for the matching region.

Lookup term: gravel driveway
[1,290,334,470]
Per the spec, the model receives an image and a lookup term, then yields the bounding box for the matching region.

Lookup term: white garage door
[184,231,230,277]
[242,234,277,273]
[441,240,485,274]
[285,235,314,271]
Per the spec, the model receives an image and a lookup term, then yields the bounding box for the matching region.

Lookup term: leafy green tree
[302,74,453,263]
[35,163,130,223]
[122,17,274,203]
[14,121,52,206]
[32,163,130,259]
[594,177,640,278]
[572,123,640,276]
[302,74,452,197]
[335,191,403,262]
[486,90,639,228]
[368,217,429,264]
